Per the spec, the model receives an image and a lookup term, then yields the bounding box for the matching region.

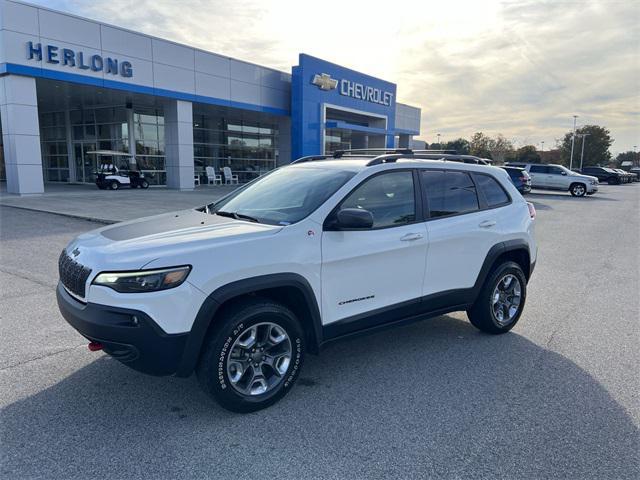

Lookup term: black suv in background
[500,166,531,194]
[580,166,624,185]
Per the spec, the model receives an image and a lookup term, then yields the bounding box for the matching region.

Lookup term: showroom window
[193,106,279,184]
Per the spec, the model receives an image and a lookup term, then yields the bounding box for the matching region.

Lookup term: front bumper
[57,283,187,376]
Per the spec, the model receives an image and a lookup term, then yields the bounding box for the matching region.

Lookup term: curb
[0,204,118,225]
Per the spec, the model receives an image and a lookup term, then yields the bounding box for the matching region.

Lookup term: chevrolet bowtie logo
[311,73,338,91]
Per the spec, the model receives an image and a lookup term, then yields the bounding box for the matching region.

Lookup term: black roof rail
[331,148,414,158]
[290,154,333,164]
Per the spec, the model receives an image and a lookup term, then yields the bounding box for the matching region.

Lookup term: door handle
[400,233,423,241]
[479,220,496,228]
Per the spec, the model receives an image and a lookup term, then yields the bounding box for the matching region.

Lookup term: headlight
[93,266,191,293]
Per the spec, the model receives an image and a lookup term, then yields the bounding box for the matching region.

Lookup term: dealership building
[0,0,421,195]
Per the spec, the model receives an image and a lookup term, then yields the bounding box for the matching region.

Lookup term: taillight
[527,202,536,219]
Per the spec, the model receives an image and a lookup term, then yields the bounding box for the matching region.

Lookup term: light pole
[635,145,638,167]
[540,141,545,152]
[436,133,441,147]
[579,134,590,170]
[569,115,578,170]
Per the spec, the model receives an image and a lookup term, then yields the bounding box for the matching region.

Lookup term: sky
[30,0,640,154]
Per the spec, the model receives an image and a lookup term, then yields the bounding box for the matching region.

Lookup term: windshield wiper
[215,210,260,223]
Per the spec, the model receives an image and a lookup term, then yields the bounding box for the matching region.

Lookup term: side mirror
[335,208,374,229]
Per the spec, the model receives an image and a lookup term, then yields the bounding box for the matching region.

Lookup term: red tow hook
[88,341,104,352]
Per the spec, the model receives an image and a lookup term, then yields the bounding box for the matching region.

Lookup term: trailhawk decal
[338,295,375,306]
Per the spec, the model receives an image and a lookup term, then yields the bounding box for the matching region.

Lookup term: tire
[141,180,149,189]
[197,298,305,413]
[109,180,120,190]
[569,183,586,197]
[467,261,527,334]
[608,178,618,185]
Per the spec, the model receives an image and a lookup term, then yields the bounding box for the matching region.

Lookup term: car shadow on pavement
[2,315,638,479]
[525,192,619,202]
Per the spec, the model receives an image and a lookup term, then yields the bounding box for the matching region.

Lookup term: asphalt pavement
[1,184,638,479]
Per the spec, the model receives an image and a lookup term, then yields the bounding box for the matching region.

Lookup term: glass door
[73,142,98,183]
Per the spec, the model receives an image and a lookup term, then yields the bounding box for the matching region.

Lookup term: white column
[164,99,194,190]
[0,75,44,195]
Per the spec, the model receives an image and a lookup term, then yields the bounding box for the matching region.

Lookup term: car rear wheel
[109,181,120,190]
[140,180,149,189]
[197,298,305,413]
[467,261,527,334]
[569,183,586,197]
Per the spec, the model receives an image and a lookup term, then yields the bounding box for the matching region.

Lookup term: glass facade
[193,106,279,184]
[40,111,69,182]
[133,108,165,186]
[325,128,352,154]
[34,98,281,187]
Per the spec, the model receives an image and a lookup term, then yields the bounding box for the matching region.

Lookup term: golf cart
[89,150,150,190]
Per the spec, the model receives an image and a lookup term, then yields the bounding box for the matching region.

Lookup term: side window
[339,171,416,228]
[422,170,479,218]
[529,165,548,174]
[548,166,564,175]
[474,174,510,207]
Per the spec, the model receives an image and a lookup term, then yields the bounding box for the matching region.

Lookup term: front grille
[58,249,92,299]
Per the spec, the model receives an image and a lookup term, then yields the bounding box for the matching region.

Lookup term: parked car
[500,166,531,194]
[629,168,640,182]
[612,168,633,183]
[508,163,598,196]
[580,166,624,185]
[57,150,537,412]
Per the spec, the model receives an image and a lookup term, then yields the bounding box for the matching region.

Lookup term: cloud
[36,0,640,153]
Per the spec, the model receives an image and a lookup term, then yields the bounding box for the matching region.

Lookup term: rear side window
[422,170,479,218]
[473,174,510,207]
[529,165,548,173]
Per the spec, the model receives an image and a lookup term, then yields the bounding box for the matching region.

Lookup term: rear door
[421,169,508,297]
[527,164,549,187]
[321,170,428,328]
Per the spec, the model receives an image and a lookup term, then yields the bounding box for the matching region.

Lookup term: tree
[559,124,612,168]
[515,145,541,163]
[469,132,493,159]
[443,138,470,154]
[615,151,639,167]
[487,134,515,164]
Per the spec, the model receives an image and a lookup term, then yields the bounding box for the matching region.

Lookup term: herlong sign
[26,41,133,78]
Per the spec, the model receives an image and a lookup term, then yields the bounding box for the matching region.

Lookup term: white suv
[511,163,599,197]
[57,150,537,412]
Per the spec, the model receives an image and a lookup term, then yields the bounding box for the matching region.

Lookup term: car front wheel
[467,261,527,334]
[569,183,586,197]
[197,299,305,413]
[109,180,120,190]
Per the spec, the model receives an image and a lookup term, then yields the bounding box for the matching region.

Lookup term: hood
[67,209,282,270]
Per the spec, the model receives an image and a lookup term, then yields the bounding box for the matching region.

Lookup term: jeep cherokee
[57,150,537,412]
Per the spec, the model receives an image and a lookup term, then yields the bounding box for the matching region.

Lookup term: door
[73,143,98,183]
[321,170,428,329]
[421,170,505,297]
[527,164,549,188]
[546,165,567,189]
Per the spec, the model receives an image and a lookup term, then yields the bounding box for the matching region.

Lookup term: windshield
[211,167,356,225]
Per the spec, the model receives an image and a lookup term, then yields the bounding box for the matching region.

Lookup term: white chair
[206,166,222,185]
[194,174,200,186]
[223,167,239,185]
